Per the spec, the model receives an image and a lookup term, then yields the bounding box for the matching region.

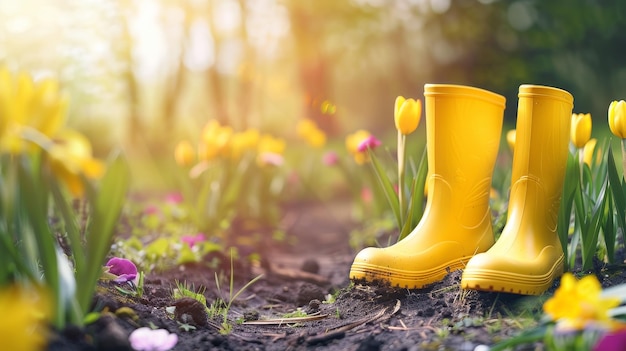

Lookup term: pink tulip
[357,135,381,152]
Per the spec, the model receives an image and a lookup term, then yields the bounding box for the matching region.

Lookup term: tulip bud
[570,113,592,148]
[609,100,626,139]
[394,96,422,135]
[506,129,516,153]
[583,138,597,167]
[174,140,196,166]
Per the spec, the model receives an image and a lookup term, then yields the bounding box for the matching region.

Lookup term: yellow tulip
[0,285,51,351]
[394,96,422,135]
[609,100,626,139]
[198,121,233,161]
[229,129,260,160]
[570,113,592,148]
[506,129,516,153]
[174,140,196,166]
[257,134,286,155]
[297,119,326,148]
[583,138,597,167]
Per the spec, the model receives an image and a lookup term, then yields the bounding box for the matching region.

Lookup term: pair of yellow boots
[350,84,574,295]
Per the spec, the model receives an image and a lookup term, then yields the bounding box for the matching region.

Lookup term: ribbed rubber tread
[461,256,563,295]
[349,256,472,289]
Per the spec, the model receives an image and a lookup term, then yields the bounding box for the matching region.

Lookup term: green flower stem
[397,131,406,227]
[621,139,626,180]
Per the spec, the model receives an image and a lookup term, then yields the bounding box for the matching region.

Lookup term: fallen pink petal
[129,327,178,351]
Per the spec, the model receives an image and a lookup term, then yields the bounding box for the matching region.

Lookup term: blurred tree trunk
[206,0,229,126]
[235,0,255,130]
[120,6,142,147]
[287,3,337,135]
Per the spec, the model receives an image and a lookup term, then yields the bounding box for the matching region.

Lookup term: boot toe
[461,246,564,295]
[350,241,480,289]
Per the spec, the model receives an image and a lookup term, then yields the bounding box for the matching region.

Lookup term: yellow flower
[174,140,195,166]
[506,129,516,153]
[257,134,285,167]
[394,96,422,135]
[0,67,68,154]
[583,138,597,167]
[48,129,105,197]
[570,113,592,148]
[257,134,286,155]
[0,285,51,351]
[229,129,260,160]
[198,121,233,161]
[345,129,371,165]
[543,273,620,330]
[296,119,326,148]
[609,100,626,139]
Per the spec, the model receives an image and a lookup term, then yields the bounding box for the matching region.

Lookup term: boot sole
[349,256,473,289]
[460,255,564,295]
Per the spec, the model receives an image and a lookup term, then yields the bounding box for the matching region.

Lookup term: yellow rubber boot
[461,85,573,295]
[350,84,505,289]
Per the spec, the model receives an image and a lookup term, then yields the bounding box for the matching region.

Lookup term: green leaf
[79,152,130,319]
[367,149,401,230]
[558,153,578,268]
[607,146,626,246]
[603,192,615,264]
[581,176,609,270]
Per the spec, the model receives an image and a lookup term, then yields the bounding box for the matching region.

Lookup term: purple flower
[129,327,178,351]
[106,257,138,283]
[594,329,626,351]
[356,135,381,152]
[181,233,206,248]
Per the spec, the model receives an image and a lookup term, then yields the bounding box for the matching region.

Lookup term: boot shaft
[508,85,574,231]
[423,84,505,221]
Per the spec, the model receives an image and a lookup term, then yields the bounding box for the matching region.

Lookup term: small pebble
[474,345,490,351]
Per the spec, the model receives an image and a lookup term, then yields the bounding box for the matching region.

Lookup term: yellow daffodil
[0,285,51,351]
[583,138,597,167]
[506,129,516,153]
[394,96,422,135]
[174,140,195,166]
[296,119,326,148]
[345,129,371,165]
[48,129,105,197]
[0,67,68,154]
[609,100,626,139]
[571,113,592,148]
[543,273,620,331]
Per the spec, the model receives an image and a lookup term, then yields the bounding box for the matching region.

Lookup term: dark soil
[47,200,626,351]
